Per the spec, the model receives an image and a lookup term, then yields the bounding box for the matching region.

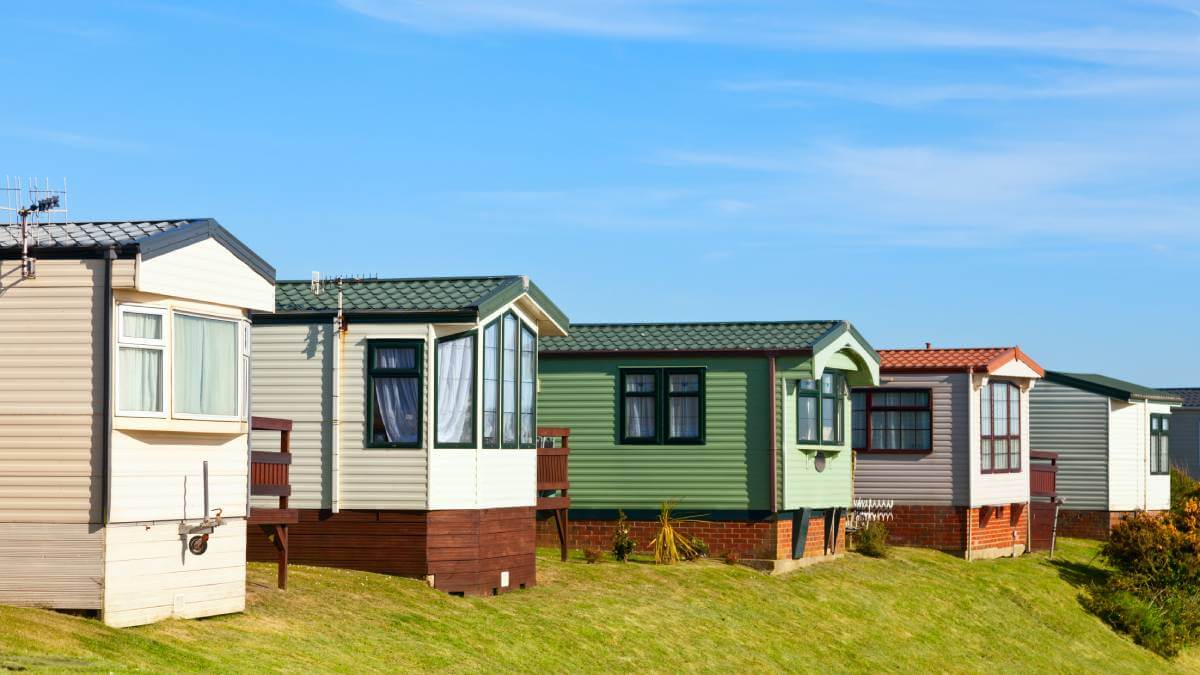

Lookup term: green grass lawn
[1,539,1196,673]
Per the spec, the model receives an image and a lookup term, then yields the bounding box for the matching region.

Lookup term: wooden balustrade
[248,416,298,590]
[536,427,571,562]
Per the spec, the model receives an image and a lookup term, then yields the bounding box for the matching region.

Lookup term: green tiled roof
[272,276,569,329]
[539,320,847,353]
[1046,371,1184,405]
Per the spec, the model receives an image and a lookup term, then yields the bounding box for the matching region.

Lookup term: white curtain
[175,315,238,416]
[625,397,655,438]
[669,396,699,438]
[502,315,517,445]
[118,347,161,412]
[797,395,817,442]
[122,312,161,340]
[437,335,474,444]
[520,327,535,445]
[376,347,416,370]
[375,377,419,443]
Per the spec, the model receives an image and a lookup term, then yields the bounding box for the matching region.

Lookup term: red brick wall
[968,502,1028,554]
[885,505,966,551]
[1057,509,1169,540]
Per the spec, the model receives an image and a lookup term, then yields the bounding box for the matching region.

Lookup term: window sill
[113,415,246,435]
[854,448,934,455]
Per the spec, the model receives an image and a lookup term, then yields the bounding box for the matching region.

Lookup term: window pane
[870,411,887,449]
[625,396,656,438]
[502,315,517,445]
[373,377,419,444]
[174,315,237,416]
[118,347,162,412]
[982,439,993,470]
[122,311,161,340]
[995,439,1009,470]
[669,396,700,439]
[798,379,817,392]
[483,323,498,445]
[886,411,899,449]
[980,384,991,438]
[822,395,836,442]
[916,428,932,450]
[520,327,535,445]
[1162,417,1170,432]
[821,373,835,395]
[376,347,416,370]
[669,373,699,393]
[913,391,930,408]
[852,425,866,449]
[626,373,655,393]
[436,335,474,445]
[797,396,817,442]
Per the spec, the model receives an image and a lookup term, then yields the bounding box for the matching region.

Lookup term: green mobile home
[536,321,879,568]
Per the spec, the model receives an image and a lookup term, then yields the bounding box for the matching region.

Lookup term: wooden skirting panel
[428,507,536,596]
[246,506,537,596]
[247,509,427,577]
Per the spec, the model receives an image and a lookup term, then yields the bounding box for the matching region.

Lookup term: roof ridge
[879,346,1013,352]
[275,274,521,284]
[564,320,841,328]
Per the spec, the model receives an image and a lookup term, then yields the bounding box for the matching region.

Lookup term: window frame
[366,339,424,449]
[171,310,243,422]
[482,318,500,449]
[1150,413,1170,476]
[980,380,1022,475]
[481,311,536,450]
[115,304,168,418]
[618,367,706,446]
[433,330,477,449]
[851,388,933,453]
[795,371,847,447]
[519,323,537,449]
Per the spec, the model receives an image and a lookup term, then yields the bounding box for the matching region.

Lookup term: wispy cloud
[6,128,148,154]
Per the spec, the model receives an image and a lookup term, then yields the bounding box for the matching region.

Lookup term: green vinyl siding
[773,356,853,510]
[537,356,770,511]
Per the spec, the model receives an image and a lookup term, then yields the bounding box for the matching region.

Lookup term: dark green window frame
[1151,414,1170,476]
[482,319,500,449]
[434,330,477,449]
[519,323,537,449]
[483,311,536,450]
[796,371,845,446]
[618,367,705,446]
[366,339,423,449]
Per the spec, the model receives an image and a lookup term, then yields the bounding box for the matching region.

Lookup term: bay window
[796,371,844,445]
[483,312,536,449]
[174,314,239,418]
[367,340,422,447]
[436,332,475,447]
[520,325,536,447]
[981,380,1021,473]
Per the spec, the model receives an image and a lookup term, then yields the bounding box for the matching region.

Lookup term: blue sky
[4,1,1198,385]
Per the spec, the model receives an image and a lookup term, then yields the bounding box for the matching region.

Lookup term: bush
[855,521,889,558]
[650,501,698,565]
[682,537,708,561]
[722,550,739,566]
[583,547,603,564]
[611,510,637,562]
[1173,468,1200,513]
[1086,500,1200,656]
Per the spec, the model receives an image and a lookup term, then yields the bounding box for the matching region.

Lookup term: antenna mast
[2,177,68,278]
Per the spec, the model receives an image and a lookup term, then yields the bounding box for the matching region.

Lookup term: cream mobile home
[0,219,274,627]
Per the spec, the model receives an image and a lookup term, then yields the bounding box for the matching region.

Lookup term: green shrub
[1083,581,1200,658]
[682,537,708,561]
[1172,468,1200,513]
[611,510,636,562]
[855,521,889,558]
[583,547,603,564]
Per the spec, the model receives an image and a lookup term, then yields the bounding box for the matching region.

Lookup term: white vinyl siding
[137,237,274,312]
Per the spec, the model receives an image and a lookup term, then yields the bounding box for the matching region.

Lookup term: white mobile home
[0,219,274,627]
[1029,371,1182,539]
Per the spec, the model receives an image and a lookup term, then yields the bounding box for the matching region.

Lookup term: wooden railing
[1030,450,1058,499]
[248,416,298,589]
[536,427,571,561]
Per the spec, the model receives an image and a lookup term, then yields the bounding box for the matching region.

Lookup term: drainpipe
[769,354,778,513]
[101,245,116,524]
[965,366,974,560]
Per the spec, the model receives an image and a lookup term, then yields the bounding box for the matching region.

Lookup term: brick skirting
[882,503,1029,558]
[1056,509,1168,540]
[538,513,845,561]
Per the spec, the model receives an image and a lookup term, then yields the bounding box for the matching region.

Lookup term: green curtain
[174,314,238,416]
[118,347,161,412]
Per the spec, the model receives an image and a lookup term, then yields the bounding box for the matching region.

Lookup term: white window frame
[115,304,168,418]
[171,310,245,422]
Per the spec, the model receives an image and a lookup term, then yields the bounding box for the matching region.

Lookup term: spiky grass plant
[650,500,698,565]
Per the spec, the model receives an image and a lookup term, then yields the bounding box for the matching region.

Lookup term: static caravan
[247,276,569,596]
[1029,372,1182,539]
[0,219,275,627]
[536,321,880,570]
[1162,389,1200,480]
[852,347,1044,559]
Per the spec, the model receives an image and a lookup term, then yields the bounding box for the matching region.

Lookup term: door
[1029,451,1058,552]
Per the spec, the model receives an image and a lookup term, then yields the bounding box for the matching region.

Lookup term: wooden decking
[536,427,571,561]
[249,416,297,589]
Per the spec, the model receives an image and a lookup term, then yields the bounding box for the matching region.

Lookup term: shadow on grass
[1048,558,1109,588]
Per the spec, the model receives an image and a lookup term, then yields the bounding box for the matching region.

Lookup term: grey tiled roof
[1046,372,1184,405]
[539,321,844,353]
[0,220,193,249]
[275,276,520,312]
[1163,388,1200,408]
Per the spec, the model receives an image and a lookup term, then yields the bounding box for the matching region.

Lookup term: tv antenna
[2,177,68,278]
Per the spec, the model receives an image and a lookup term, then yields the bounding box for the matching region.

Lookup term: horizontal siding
[108,431,248,522]
[852,373,967,506]
[251,322,332,509]
[1170,409,1200,479]
[0,523,102,609]
[0,259,101,523]
[103,519,246,628]
[537,356,769,511]
[137,237,274,312]
[778,356,853,509]
[1029,381,1108,510]
[1109,400,1144,511]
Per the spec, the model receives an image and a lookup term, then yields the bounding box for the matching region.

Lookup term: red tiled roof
[878,347,1044,376]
